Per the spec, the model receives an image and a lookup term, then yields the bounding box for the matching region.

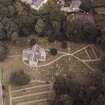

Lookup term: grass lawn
[0,36,103,105]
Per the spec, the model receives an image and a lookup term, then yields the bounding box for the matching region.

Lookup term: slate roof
[21,0,48,10]
[23,44,46,67]
[59,0,82,12]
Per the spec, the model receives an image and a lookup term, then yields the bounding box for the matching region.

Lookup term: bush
[10,70,31,86]
[79,1,93,12]
[0,42,7,61]
[29,38,37,47]
[35,18,46,36]
[50,48,58,56]
[82,23,98,42]
[54,75,67,95]
[0,30,7,40]
[48,33,56,43]
[61,42,67,49]
[98,56,105,73]
[99,33,105,51]
[19,24,34,37]
[65,14,98,43]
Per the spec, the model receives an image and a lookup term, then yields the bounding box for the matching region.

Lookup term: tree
[65,14,99,43]
[35,18,47,36]
[99,33,105,51]
[65,15,83,42]
[11,32,19,43]
[50,48,58,56]
[52,20,61,34]
[61,42,67,49]
[29,38,37,47]
[48,33,56,43]
[52,72,105,105]
[54,75,67,95]
[0,0,13,5]
[10,70,31,86]
[79,1,94,12]
[0,30,7,40]
[19,23,34,36]
[5,20,19,39]
[98,56,105,73]
[8,5,16,16]
[0,42,7,61]
[82,23,98,42]
[49,95,73,105]
[0,4,9,16]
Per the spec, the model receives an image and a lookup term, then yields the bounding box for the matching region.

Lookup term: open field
[0,36,104,105]
[9,80,54,105]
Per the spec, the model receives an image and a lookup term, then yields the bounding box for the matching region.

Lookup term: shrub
[19,24,34,37]
[79,1,93,12]
[0,30,7,40]
[50,48,58,56]
[82,23,98,42]
[66,14,98,43]
[0,42,7,61]
[10,70,31,86]
[35,18,46,36]
[61,42,67,49]
[99,56,105,73]
[29,38,37,47]
[48,33,56,43]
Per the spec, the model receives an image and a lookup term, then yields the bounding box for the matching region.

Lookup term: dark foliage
[98,32,105,51]
[79,0,93,12]
[81,23,99,43]
[19,24,34,36]
[0,0,104,50]
[10,70,31,86]
[50,73,105,105]
[61,42,67,49]
[65,13,99,43]
[50,48,58,56]
[48,34,56,43]
[0,42,8,61]
[98,56,105,73]
[54,75,68,95]
[29,38,37,47]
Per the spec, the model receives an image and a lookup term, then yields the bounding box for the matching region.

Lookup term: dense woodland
[0,0,104,44]
[49,69,105,105]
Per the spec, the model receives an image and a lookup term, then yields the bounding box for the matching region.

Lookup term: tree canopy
[50,73,105,105]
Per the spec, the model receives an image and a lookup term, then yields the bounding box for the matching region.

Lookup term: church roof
[21,0,48,10]
[23,44,46,67]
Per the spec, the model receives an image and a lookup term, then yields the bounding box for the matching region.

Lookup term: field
[0,35,103,105]
[9,80,54,105]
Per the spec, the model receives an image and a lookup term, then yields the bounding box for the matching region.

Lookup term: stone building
[23,44,46,67]
[21,0,48,10]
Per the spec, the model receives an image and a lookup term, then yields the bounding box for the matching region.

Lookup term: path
[9,80,54,105]
[8,45,101,71]
[36,45,100,71]
[8,44,101,105]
